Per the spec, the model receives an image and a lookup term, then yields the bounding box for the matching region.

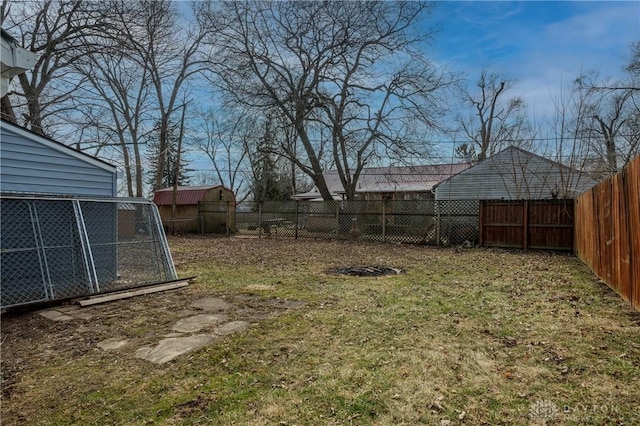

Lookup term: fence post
[295,201,299,240]
[258,202,262,239]
[336,201,340,236]
[436,201,441,246]
[226,201,231,237]
[382,201,386,243]
[523,200,529,250]
[478,200,484,247]
[72,200,99,293]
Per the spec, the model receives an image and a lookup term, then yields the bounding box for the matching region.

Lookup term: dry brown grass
[2,236,639,425]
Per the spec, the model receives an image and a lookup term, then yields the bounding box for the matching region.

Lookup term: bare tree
[71,43,153,197]
[66,1,215,196]
[590,91,635,174]
[133,1,215,193]
[576,84,639,176]
[207,1,450,200]
[457,68,531,162]
[573,44,640,176]
[1,0,116,136]
[547,78,593,173]
[196,109,252,201]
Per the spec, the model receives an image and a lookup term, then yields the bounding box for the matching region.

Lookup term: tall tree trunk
[121,145,134,197]
[154,114,169,191]
[132,129,144,197]
[18,74,45,136]
[295,118,332,200]
[595,116,619,173]
[1,95,17,123]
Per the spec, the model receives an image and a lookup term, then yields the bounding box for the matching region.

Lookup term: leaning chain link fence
[1,196,177,309]
[234,199,479,245]
[435,200,480,246]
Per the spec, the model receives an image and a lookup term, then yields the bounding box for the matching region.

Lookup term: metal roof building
[293,163,471,200]
[153,185,235,206]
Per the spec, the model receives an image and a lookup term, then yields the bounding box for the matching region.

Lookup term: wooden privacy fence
[479,200,574,250]
[575,156,640,311]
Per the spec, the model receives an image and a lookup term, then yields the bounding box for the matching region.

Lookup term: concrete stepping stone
[215,321,250,336]
[190,298,235,312]
[97,338,129,351]
[38,310,74,322]
[172,314,228,333]
[135,334,216,364]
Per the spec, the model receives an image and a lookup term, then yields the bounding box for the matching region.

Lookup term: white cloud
[429,1,639,141]
[488,2,638,123]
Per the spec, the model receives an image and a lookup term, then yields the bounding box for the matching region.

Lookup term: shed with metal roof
[153,185,236,233]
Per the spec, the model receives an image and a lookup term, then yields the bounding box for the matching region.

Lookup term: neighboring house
[291,163,470,234]
[433,146,599,201]
[153,185,236,234]
[292,163,471,201]
[427,146,600,246]
[1,119,118,196]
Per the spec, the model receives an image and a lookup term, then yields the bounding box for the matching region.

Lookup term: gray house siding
[435,147,599,201]
[0,122,117,197]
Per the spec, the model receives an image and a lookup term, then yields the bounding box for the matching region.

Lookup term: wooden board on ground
[78,281,190,307]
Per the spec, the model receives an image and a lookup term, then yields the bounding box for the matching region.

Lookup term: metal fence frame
[1,195,177,309]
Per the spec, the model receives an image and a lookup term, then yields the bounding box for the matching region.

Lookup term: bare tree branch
[206,1,449,200]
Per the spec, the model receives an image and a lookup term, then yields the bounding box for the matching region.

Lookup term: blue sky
[183,1,639,178]
[428,1,639,117]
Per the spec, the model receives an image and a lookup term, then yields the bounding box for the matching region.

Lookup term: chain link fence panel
[198,201,234,235]
[436,200,480,246]
[1,196,176,309]
[235,199,479,245]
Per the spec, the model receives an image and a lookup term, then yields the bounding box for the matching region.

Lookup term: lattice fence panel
[235,199,480,245]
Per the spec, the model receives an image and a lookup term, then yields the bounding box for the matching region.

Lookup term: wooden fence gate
[479,200,574,250]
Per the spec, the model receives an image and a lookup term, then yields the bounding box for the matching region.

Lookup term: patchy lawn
[2,236,639,425]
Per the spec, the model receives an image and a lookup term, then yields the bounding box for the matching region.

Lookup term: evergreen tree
[252,118,292,202]
[146,120,190,192]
